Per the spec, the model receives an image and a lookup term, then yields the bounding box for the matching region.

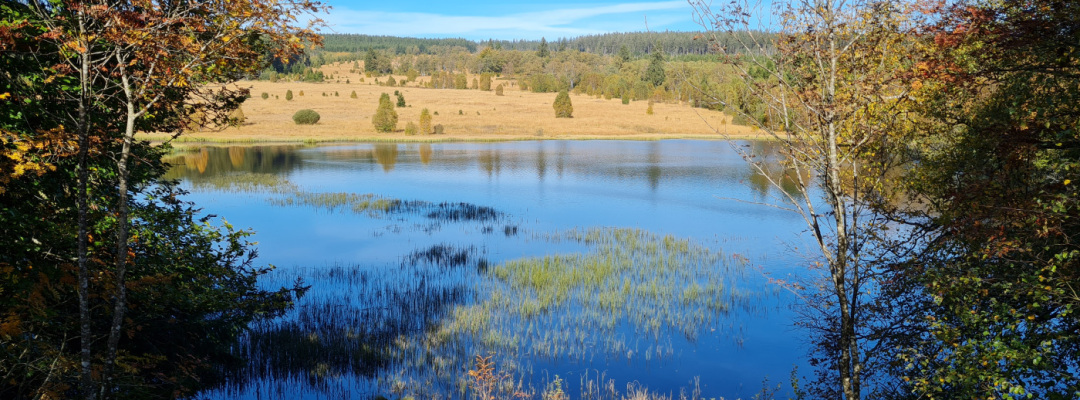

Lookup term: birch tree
[690,1,916,398]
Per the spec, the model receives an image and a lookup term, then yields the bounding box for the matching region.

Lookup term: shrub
[386,76,397,86]
[350,91,357,99]
[227,107,246,127]
[404,121,418,135]
[260,92,269,100]
[495,84,504,96]
[553,90,573,118]
[646,100,655,115]
[433,111,439,116]
[396,93,405,107]
[335,91,339,97]
[433,124,445,135]
[285,89,293,101]
[419,108,432,134]
[346,79,350,84]
[292,109,320,125]
[372,93,398,132]
[479,73,493,91]
[299,90,304,96]
[621,94,630,105]
[458,109,463,115]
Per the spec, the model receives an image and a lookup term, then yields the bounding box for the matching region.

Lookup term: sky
[315,0,712,40]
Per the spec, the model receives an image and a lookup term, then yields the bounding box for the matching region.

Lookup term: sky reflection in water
[168,140,812,400]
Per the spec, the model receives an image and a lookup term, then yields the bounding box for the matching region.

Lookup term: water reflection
[173,140,810,400]
[166,141,804,202]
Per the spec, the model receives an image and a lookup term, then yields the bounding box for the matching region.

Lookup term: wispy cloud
[320,1,694,39]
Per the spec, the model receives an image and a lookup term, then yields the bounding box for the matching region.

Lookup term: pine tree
[537,37,550,58]
[285,89,293,101]
[372,93,398,132]
[645,43,666,87]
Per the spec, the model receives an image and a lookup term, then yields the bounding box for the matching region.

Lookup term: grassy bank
[140,64,769,144]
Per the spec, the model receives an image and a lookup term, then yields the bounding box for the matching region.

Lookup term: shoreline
[141,131,774,146]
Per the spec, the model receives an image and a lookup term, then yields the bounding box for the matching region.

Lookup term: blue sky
[316,1,709,40]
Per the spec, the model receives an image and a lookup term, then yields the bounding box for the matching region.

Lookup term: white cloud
[320,1,694,39]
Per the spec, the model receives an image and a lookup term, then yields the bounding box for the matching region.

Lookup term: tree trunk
[76,9,94,400]
[100,52,136,399]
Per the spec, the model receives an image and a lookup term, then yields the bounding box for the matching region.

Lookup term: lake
[166,140,812,400]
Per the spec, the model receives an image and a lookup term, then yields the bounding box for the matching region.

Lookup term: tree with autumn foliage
[874,1,1080,398]
[0,0,322,398]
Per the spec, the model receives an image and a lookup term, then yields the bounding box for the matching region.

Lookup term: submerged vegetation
[206,226,773,399]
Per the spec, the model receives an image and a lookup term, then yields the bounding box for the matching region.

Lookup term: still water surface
[167,140,811,400]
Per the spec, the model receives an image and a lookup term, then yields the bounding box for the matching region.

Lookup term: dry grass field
[143,62,766,143]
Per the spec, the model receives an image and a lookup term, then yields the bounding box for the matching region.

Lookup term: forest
[265,31,778,126]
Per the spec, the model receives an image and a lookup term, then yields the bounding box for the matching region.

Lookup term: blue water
[172,140,812,400]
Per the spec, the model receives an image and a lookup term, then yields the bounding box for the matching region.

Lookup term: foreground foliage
[879,0,1080,398]
[0,0,319,398]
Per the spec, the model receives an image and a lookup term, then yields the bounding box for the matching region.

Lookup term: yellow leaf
[1065,179,1071,186]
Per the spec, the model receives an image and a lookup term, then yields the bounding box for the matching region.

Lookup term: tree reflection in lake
[173,140,811,399]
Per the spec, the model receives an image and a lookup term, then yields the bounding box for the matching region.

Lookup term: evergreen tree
[618,45,631,66]
[285,89,294,101]
[364,48,377,72]
[645,43,666,87]
[396,93,406,107]
[553,90,573,118]
[537,37,550,58]
[372,93,398,132]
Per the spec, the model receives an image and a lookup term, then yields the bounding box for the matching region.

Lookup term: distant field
[146,62,766,143]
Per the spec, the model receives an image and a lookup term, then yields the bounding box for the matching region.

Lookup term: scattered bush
[646,99,655,115]
[404,121,418,135]
[621,94,630,105]
[292,109,320,125]
[350,91,357,99]
[346,79,350,84]
[396,93,405,108]
[372,93,398,132]
[335,91,339,97]
[386,76,397,86]
[495,84,504,96]
[298,90,304,96]
[458,109,464,115]
[227,107,246,127]
[553,90,573,118]
[433,111,439,116]
[285,89,293,101]
[419,108,432,134]
[260,92,269,100]
[433,124,445,135]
